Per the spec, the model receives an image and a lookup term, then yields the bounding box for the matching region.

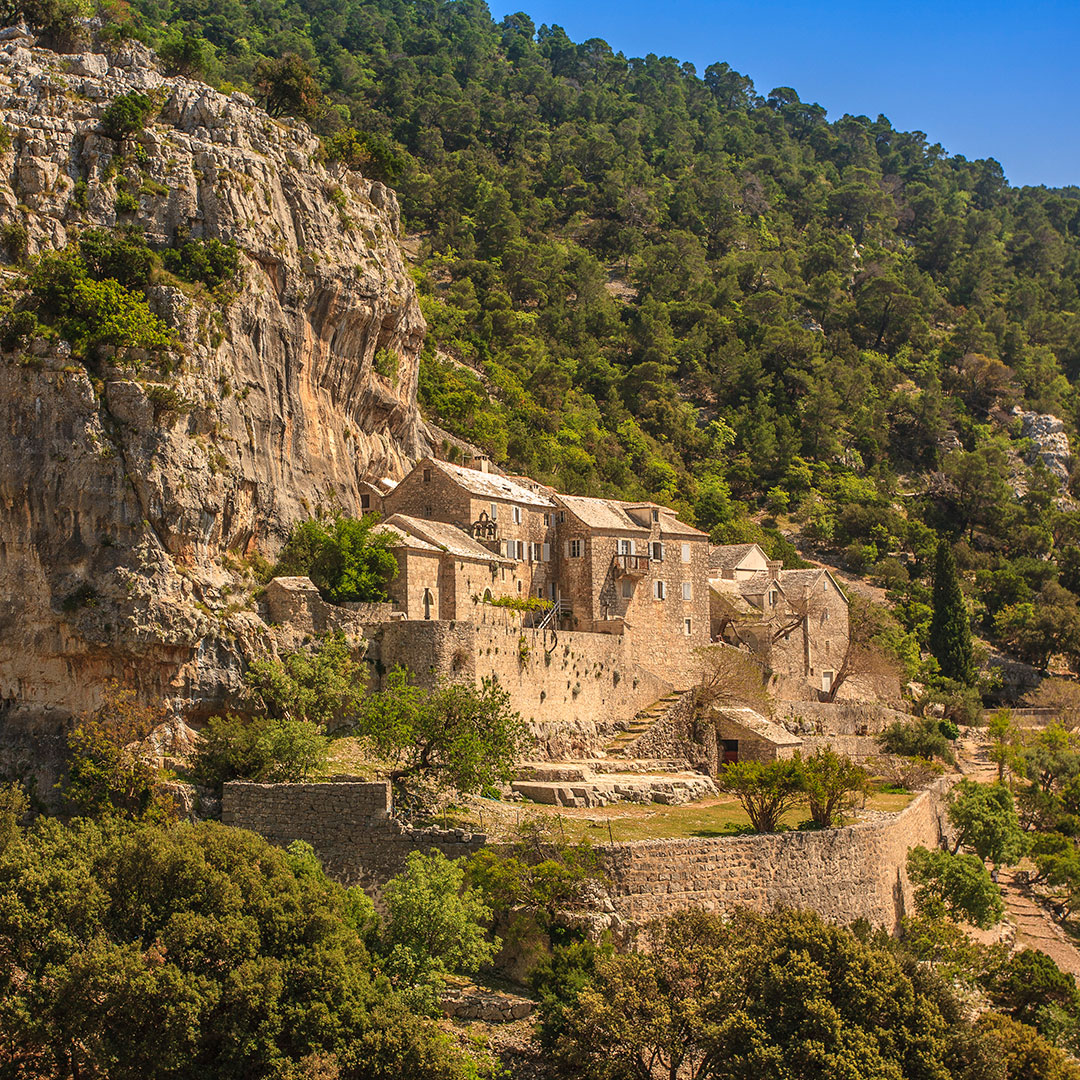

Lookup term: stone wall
[597,779,952,931]
[367,609,672,757]
[221,780,486,893]
[224,777,952,933]
[798,733,883,760]
[778,700,912,736]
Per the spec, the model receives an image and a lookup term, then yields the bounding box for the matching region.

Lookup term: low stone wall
[777,700,912,736]
[225,778,952,933]
[798,733,882,760]
[221,780,486,894]
[596,779,952,931]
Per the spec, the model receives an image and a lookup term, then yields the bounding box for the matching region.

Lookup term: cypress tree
[930,540,975,685]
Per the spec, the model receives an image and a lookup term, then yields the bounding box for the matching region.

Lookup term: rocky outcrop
[1020,410,1072,482]
[0,29,428,726]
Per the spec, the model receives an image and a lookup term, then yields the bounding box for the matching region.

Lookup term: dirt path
[997,869,1080,976]
[955,728,1080,974]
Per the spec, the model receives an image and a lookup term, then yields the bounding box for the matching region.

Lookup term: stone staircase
[605,691,685,756]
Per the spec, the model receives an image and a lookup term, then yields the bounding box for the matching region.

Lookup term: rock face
[1020,411,1072,482]
[0,30,428,729]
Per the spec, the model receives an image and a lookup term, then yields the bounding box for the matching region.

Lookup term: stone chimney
[766,559,782,581]
[475,454,490,473]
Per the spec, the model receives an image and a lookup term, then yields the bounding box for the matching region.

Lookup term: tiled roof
[557,494,650,532]
[556,494,706,537]
[434,460,555,508]
[709,543,764,571]
[777,568,849,603]
[711,706,803,747]
[379,514,514,564]
[657,509,708,539]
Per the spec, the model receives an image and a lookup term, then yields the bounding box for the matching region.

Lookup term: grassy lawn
[498,788,917,844]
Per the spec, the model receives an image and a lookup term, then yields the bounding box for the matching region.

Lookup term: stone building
[709,542,769,579]
[382,457,557,602]
[710,561,849,698]
[553,494,710,686]
[374,513,518,621]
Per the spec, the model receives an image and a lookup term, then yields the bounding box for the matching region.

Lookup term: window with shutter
[652,542,664,561]
[655,580,666,600]
[542,543,550,561]
[682,582,692,601]
[681,543,691,563]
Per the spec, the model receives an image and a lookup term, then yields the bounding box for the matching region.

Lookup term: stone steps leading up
[605,691,685,754]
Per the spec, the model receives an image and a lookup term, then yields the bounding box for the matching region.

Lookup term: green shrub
[0,221,28,263]
[274,514,399,603]
[78,226,156,289]
[381,850,498,1014]
[114,190,139,214]
[100,91,156,140]
[0,122,11,153]
[191,713,328,792]
[877,717,957,765]
[162,236,240,291]
[25,247,174,358]
[372,345,399,379]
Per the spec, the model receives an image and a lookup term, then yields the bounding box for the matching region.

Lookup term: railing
[613,553,650,575]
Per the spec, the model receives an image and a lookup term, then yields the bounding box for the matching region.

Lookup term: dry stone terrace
[222,777,955,932]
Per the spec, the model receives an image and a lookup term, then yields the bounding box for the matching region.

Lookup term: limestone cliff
[0,27,428,732]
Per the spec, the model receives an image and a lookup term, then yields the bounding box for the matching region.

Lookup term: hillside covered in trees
[16,0,1080,683]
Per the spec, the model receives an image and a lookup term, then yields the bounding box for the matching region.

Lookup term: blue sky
[509,0,1079,189]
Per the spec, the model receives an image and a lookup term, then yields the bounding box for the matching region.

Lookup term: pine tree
[930,541,975,685]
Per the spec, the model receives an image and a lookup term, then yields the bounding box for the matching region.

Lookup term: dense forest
[20,0,1080,682]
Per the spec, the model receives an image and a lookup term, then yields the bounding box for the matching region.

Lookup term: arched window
[423,588,433,620]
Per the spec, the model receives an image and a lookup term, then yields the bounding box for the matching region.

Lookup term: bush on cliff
[0,815,473,1079]
[274,514,399,604]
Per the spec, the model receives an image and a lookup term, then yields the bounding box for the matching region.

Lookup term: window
[651,508,659,522]
[618,538,631,555]
[544,513,552,527]
[542,542,551,561]
[517,579,522,593]
[558,511,565,523]
[531,542,541,562]
[822,609,830,623]
[423,504,433,519]
[654,580,666,600]
[681,543,691,564]
[423,468,431,482]
[684,618,692,636]
[682,582,692,601]
[537,586,544,597]
[513,505,522,524]
[490,502,498,520]
[768,589,778,607]
[823,579,828,593]
[621,580,633,598]
[360,494,370,509]
[652,541,664,562]
[568,539,583,558]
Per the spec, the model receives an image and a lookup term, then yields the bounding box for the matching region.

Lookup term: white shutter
[682,582,692,601]
[542,542,550,561]
[564,540,569,557]
[682,543,691,563]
